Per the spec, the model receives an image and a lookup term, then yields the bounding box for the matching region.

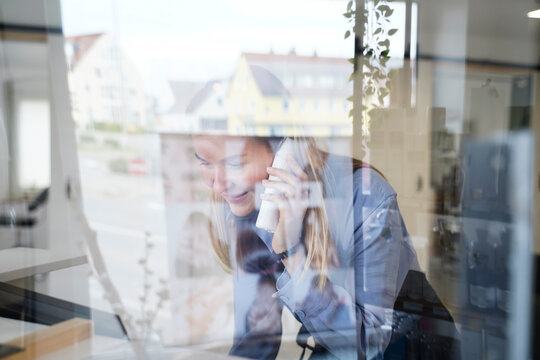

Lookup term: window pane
[17,99,50,190]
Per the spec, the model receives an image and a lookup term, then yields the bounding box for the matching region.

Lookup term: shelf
[0,247,87,282]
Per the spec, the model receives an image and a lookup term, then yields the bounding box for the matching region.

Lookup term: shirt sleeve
[354,194,414,357]
[273,192,413,359]
[229,273,283,360]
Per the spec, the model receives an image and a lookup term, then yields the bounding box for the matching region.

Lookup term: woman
[191,134,439,359]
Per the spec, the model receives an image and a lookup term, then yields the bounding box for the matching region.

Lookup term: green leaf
[349,109,354,118]
[380,49,390,57]
[386,9,394,16]
[345,30,351,39]
[347,96,354,102]
[343,12,352,18]
[347,0,353,11]
[377,5,390,12]
[388,29,398,36]
[348,57,355,64]
[378,39,390,48]
[374,28,382,35]
[375,12,380,20]
[349,73,355,82]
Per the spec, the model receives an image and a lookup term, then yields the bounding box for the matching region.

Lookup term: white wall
[0,0,89,304]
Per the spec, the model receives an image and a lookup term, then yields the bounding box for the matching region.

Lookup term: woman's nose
[212,165,228,194]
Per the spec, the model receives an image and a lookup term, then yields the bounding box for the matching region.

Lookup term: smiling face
[192,135,274,216]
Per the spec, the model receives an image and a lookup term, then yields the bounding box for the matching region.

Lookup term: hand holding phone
[256,138,308,232]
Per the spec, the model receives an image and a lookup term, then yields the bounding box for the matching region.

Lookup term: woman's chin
[227,194,255,216]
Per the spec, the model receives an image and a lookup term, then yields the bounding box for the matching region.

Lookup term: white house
[161,79,229,133]
[65,33,147,130]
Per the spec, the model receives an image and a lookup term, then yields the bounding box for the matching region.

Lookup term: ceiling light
[527,9,540,18]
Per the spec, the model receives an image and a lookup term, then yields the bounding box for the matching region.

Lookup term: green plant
[94,121,123,132]
[135,232,169,341]
[126,124,144,134]
[104,138,121,148]
[344,0,397,135]
[79,133,97,143]
[108,157,128,173]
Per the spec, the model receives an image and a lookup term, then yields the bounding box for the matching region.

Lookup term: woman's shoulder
[324,153,396,205]
[352,166,396,201]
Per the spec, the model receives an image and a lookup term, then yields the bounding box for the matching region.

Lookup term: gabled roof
[170,79,230,114]
[185,80,219,113]
[249,65,289,96]
[168,81,205,114]
[65,33,104,68]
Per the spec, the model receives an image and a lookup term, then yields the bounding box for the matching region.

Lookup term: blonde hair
[207,137,370,289]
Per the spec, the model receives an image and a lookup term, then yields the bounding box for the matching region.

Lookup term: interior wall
[0,0,89,304]
[366,0,540,266]
[0,83,9,200]
[533,72,540,254]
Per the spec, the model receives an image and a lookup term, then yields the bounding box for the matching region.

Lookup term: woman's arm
[353,194,416,357]
[273,192,416,359]
[262,158,418,358]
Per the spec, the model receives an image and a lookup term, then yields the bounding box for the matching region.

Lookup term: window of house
[16,99,50,191]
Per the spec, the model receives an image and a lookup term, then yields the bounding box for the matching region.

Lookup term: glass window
[0,1,538,359]
[17,100,50,191]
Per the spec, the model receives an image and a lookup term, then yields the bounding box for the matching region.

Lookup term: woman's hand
[260,155,309,255]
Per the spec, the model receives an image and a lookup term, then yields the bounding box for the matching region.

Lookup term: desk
[0,316,244,360]
[0,247,87,282]
[0,317,126,360]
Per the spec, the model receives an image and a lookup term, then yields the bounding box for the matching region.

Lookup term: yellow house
[228,52,353,137]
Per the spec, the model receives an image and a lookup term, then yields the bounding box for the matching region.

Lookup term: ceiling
[417,0,539,66]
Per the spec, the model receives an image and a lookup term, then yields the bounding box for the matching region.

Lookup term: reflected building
[65,33,148,131]
[228,51,353,136]
[160,80,204,132]
[162,79,229,133]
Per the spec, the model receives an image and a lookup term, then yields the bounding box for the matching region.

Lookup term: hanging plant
[344,0,398,135]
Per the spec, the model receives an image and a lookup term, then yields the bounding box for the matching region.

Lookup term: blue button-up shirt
[226,154,421,359]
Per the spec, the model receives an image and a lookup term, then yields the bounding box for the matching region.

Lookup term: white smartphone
[255,138,308,232]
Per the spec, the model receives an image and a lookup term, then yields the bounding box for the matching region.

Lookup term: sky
[60,0,404,106]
